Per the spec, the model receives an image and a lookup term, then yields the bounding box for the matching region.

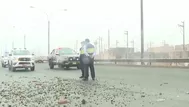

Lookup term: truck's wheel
[66,66,69,69]
[31,66,35,71]
[77,65,80,69]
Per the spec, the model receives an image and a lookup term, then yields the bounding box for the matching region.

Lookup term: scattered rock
[58,98,69,104]
[156,98,165,102]
[0,77,144,106]
[81,99,86,104]
[141,95,145,98]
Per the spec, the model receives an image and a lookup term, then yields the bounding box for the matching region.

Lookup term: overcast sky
[0,0,188,55]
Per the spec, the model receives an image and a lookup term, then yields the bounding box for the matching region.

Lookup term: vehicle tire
[49,60,54,69]
[77,65,80,69]
[66,66,69,69]
[31,66,35,71]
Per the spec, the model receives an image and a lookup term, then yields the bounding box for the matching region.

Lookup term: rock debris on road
[0,76,147,107]
[0,64,189,107]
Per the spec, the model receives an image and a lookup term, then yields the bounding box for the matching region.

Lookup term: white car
[1,56,9,68]
[8,49,35,71]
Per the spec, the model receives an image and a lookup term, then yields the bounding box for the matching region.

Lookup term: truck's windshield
[59,48,76,55]
[13,50,30,55]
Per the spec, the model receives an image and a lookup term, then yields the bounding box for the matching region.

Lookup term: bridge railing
[41,58,189,67]
[94,58,189,67]
[95,58,189,63]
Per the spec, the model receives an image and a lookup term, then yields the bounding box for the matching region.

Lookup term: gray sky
[0,0,188,55]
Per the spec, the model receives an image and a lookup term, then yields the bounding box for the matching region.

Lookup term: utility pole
[108,29,110,49]
[12,41,14,49]
[162,40,166,46]
[140,0,144,65]
[131,40,134,52]
[99,36,101,54]
[178,21,185,51]
[48,20,50,54]
[124,31,128,58]
[101,37,103,52]
[76,40,78,52]
[24,35,26,49]
[148,42,153,59]
[116,40,119,47]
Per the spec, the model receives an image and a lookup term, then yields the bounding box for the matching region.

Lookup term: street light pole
[140,0,144,65]
[108,29,110,49]
[30,6,67,55]
[12,41,14,49]
[178,21,185,51]
[24,35,26,48]
[48,20,50,54]
[124,31,128,58]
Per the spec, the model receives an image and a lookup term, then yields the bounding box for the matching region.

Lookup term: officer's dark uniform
[83,41,95,81]
[79,47,85,78]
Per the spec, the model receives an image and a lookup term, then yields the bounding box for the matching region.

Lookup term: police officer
[83,38,96,81]
[79,41,85,78]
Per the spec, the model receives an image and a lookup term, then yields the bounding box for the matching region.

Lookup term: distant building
[147,44,174,53]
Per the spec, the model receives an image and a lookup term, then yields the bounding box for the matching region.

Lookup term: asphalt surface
[0,64,189,107]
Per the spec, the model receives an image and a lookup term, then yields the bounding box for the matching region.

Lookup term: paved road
[0,64,189,107]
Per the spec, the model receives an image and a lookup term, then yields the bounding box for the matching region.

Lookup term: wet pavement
[0,64,189,107]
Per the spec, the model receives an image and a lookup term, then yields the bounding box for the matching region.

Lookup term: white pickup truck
[47,47,80,69]
[8,49,35,71]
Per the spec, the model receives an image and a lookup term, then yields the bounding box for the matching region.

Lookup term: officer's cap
[85,38,90,42]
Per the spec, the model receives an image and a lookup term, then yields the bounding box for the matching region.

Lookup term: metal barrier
[41,58,189,67]
[94,58,189,63]
[94,58,189,67]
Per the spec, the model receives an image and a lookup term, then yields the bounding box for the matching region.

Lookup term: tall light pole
[108,29,110,49]
[24,35,26,48]
[140,0,144,64]
[178,21,185,51]
[124,31,128,58]
[116,40,119,47]
[131,40,134,52]
[30,6,67,54]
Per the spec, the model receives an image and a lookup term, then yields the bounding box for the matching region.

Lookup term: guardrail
[40,58,189,63]
[94,58,189,67]
[39,58,189,67]
[94,58,189,63]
